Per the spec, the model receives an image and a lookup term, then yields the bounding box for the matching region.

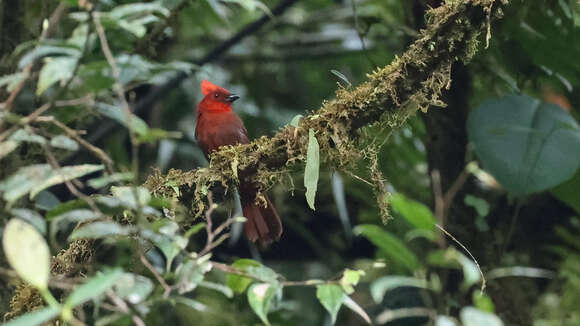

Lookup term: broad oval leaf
[468,94,580,195]
[248,283,278,326]
[2,219,50,289]
[304,128,320,210]
[316,284,344,324]
[11,209,46,234]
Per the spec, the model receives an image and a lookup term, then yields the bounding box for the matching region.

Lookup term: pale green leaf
[316,284,344,324]
[69,221,131,240]
[2,219,50,289]
[88,172,134,189]
[460,307,503,326]
[304,128,320,210]
[113,273,154,304]
[0,140,19,160]
[37,56,78,95]
[248,283,278,326]
[65,268,124,307]
[30,164,104,198]
[3,306,61,326]
[111,186,151,209]
[11,209,46,234]
[50,135,79,151]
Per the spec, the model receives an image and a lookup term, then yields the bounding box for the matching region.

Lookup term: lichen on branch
[145,0,508,218]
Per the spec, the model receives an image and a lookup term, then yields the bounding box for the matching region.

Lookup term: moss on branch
[145,0,508,218]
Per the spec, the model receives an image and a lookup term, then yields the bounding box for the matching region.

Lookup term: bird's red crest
[201,80,229,96]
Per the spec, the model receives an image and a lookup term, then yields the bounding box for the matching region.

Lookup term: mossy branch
[145,0,507,217]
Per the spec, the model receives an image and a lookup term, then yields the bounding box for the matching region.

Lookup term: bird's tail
[240,183,282,245]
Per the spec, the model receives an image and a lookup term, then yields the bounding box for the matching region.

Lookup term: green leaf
[289,114,303,127]
[340,269,365,294]
[10,128,47,145]
[552,168,580,214]
[200,281,234,298]
[226,259,278,294]
[176,258,213,294]
[50,135,79,151]
[113,273,154,304]
[37,56,78,95]
[31,164,104,198]
[111,186,151,209]
[69,221,131,240]
[370,276,429,303]
[96,103,149,136]
[0,164,103,205]
[18,44,80,68]
[304,128,320,210]
[354,224,420,272]
[2,219,50,289]
[330,69,352,86]
[65,268,124,307]
[88,172,134,189]
[390,193,436,231]
[227,259,261,294]
[464,195,490,216]
[472,291,495,313]
[11,209,46,234]
[109,2,169,20]
[2,306,61,326]
[248,283,278,326]
[0,72,27,92]
[427,248,480,289]
[173,296,208,311]
[460,307,504,326]
[316,284,345,324]
[50,209,101,244]
[467,94,580,195]
[0,140,19,159]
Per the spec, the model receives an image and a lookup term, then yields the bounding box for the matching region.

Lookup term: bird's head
[198,80,239,112]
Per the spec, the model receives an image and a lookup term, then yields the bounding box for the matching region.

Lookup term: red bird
[195,80,282,244]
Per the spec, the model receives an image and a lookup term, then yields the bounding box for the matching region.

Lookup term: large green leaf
[354,224,420,272]
[390,193,436,231]
[316,284,344,324]
[247,283,279,326]
[0,164,103,206]
[2,219,50,289]
[226,259,278,294]
[304,128,320,210]
[37,56,78,95]
[468,94,580,195]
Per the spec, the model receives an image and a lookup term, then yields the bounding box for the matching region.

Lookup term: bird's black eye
[214,93,219,98]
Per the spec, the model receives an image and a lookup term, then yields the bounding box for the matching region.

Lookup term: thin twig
[93,12,143,221]
[210,261,340,287]
[106,293,146,326]
[140,254,172,299]
[36,116,114,174]
[44,144,101,213]
[435,224,486,293]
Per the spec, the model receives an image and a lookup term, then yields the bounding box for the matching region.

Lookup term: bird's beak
[225,94,240,102]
